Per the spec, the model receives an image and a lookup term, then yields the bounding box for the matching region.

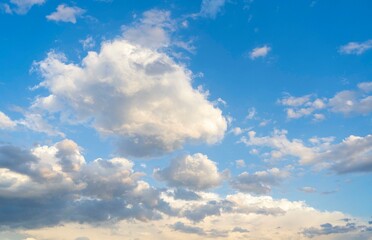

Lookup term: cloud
[278,94,326,120]
[241,129,317,164]
[199,0,226,19]
[278,82,372,119]
[235,159,246,168]
[33,10,227,157]
[15,112,64,136]
[241,129,372,174]
[46,4,85,23]
[249,45,271,59]
[154,153,226,190]
[329,89,372,115]
[13,191,370,239]
[0,111,16,129]
[171,222,206,236]
[317,134,372,174]
[80,36,95,50]
[302,222,370,238]
[4,0,45,14]
[299,186,317,193]
[0,140,171,228]
[232,227,249,233]
[339,40,372,55]
[231,168,290,195]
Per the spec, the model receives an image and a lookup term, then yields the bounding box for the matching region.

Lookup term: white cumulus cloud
[33,10,227,157]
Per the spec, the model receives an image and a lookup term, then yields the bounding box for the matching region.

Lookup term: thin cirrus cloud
[33,10,227,157]
[339,39,372,55]
[46,4,85,23]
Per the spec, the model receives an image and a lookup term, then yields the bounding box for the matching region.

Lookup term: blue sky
[0,1,372,239]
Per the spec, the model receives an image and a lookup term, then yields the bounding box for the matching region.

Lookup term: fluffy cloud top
[46,4,85,23]
[34,10,227,157]
[154,153,225,190]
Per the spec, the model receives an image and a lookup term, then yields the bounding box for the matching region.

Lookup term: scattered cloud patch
[278,82,372,119]
[46,4,85,23]
[3,0,45,14]
[199,0,226,19]
[339,40,372,55]
[241,129,372,174]
[278,94,326,120]
[80,36,95,50]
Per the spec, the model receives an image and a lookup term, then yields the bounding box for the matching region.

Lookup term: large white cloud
[33,10,227,157]
[154,153,226,190]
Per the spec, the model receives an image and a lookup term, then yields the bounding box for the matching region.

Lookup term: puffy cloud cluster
[0,140,170,228]
[241,129,317,164]
[33,10,227,157]
[278,94,326,120]
[154,153,226,190]
[241,129,372,174]
[278,82,372,119]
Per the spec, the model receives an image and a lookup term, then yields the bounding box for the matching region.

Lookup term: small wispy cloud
[249,45,271,59]
[339,40,372,55]
[199,0,226,19]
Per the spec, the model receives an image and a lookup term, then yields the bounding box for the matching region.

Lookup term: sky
[0,0,372,239]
